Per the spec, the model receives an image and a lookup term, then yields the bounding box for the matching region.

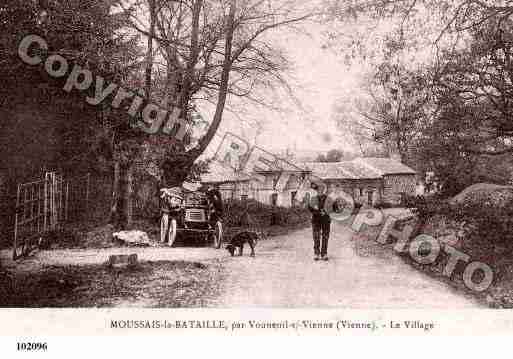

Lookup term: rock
[112,230,151,246]
[107,254,138,268]
[447,182,513,245]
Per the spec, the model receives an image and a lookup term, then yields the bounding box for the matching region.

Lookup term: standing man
[308,182,331,261]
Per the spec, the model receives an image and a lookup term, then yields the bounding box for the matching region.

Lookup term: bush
[402,189,513,247]
[449,197,513,247]
[223,199,310,229]
[401,194,452,219]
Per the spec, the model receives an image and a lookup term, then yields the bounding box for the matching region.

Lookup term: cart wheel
[212,221,223,249]
[160,214,169,244]
[168,218,177,247]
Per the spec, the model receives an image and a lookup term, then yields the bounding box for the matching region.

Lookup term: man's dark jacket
[207,188,224,216]
[308,194,331,224]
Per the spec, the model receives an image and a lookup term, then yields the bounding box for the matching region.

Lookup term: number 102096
[17,342,48,351]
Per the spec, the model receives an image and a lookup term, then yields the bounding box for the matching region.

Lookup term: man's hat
[310,181,326,192]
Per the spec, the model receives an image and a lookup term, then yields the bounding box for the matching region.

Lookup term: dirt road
[211,221,482,308]
[1,221,482,308]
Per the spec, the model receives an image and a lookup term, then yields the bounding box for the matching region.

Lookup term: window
[291,191,297,206]
[367,190,373,205]
[241,194,248,202]
[359,188,364,196]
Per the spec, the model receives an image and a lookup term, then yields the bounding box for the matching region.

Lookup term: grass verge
[0,260,222,307]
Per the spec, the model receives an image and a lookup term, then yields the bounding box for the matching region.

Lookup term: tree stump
[107,254,138,268]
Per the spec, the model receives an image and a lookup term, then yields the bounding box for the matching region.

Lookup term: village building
[201,157,416,207]
[200,163,253,200]
[301,160,383,206]
[302,158,417,206]
[251,161,311,207]
[201,162,310,207]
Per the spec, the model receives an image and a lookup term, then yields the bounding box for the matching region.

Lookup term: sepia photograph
[1,0,513,325]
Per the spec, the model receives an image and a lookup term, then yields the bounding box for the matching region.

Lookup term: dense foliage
[223,199,311,230]
[327,0,513,195]
[403,186,513,248]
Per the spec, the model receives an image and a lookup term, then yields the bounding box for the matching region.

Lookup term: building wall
[254,188,301,207]
[206,172,416,208]
[252,172,307,207]
[215,181,253,201]
[382,174,416,204]
[323,179,383,206]
[205,173,306,208]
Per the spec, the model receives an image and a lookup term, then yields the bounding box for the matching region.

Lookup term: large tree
[414,18,513,194]
[99,0,312,226]
[350,62,431,163]
[326,0,513,193]
[0,0,144,233]
[119,0,312,183]
[432,19,513,155]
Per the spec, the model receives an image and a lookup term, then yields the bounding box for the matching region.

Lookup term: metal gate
[13,172,90,260]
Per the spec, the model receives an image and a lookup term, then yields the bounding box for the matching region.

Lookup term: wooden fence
[12,172,90,260]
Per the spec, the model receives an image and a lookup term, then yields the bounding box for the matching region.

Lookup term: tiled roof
[201,157,415,183]
[302,157,416,180]
[302,161,381,180]
[201,157,307,183]
[355,157,416,176]
[248,156,307,172]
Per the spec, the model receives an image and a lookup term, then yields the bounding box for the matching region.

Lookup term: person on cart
[203,184,224,248]
[159,187,183,246]
[205,184,223,225]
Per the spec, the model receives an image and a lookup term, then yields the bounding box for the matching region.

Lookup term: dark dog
[225,231,260,257]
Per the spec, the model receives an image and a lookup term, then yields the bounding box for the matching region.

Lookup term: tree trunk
[191,0,236,157]
[109,160,121,225]
[163,49,177,108]
[124,165,134,227]
[162,151,195,187]
[160,0,235,186]
[177,0,202,111]
[145,0,156,99]
[110,162,134,229]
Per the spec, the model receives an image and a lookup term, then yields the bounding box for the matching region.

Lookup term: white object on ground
[112,230,151,246]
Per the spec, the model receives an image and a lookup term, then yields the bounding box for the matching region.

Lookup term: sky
[199,2,445,160]
[121,0,440,161]
[119,0,370,160]
[202,22,365,160]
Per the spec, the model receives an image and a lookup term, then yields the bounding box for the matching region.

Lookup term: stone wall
[251,172,309,207]
[324,179,383,206]
[207,172,416,208]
